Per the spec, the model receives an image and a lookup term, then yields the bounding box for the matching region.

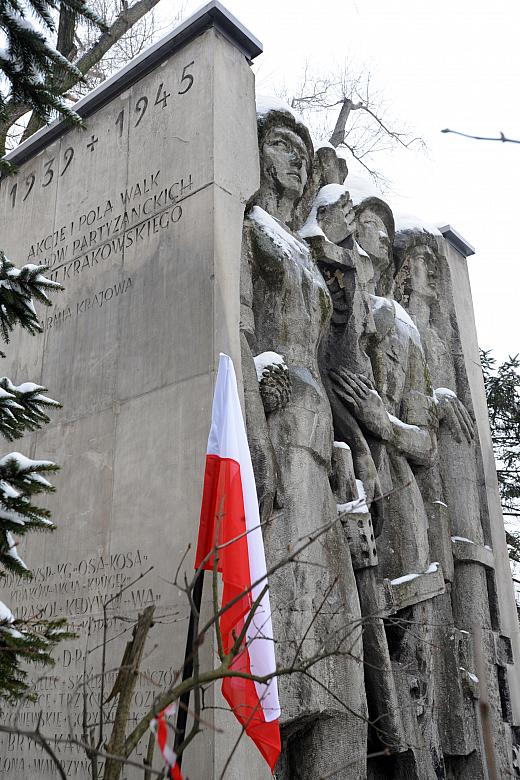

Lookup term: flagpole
[174,569,205,767]
[177,354,281,771]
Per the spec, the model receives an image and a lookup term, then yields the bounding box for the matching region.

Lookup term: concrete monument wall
[441,229,520,726]
[0,5,265,779]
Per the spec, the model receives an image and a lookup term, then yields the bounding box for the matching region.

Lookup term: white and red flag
[195,353,281,772]
[150,704,183,780]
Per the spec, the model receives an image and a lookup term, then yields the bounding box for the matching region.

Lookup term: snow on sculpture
[394,222,513,776]
[240,99,368,779]
[241,98,520,779]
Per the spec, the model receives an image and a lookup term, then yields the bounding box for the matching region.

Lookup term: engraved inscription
[25,170,192,280]
[43,277,133,331]
[0,39,207,778]
[2,548,175,775]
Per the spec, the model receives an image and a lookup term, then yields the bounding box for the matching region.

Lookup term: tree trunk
[329,98,353,148]
[1,0,164,153]
[103,606,155,780]
[21,7,78,143]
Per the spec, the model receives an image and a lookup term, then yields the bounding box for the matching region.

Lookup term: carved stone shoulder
[247,205,309,283]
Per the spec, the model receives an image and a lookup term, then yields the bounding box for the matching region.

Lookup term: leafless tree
[280,61,424,186]
[1,0,185,156]
[0,505,378,779]
[0,496,501,779]
[72,0,185,99]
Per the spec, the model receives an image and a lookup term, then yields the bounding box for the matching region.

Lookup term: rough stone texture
[393,224,516,776]
[241,96,520,777]
[441,232,520,734]
[240,107,367,779]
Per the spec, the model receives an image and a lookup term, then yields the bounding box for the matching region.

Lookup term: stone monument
[1,3,519,779]
[0,4,266,778]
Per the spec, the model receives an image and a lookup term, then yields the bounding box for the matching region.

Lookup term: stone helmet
[345,173,395,241]
[353,201,395,249]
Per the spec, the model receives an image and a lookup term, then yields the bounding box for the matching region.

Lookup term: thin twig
[441,128,520,145]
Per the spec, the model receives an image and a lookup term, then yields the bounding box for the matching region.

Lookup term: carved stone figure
[241,101,367,779]
[300,182,405,753]
[394,221,514,777]
[239,100,519,780]
[342,187,437,576]
[299,184,384,519]
[336,182,448,778]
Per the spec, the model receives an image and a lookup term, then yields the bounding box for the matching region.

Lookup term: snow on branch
[0,378,61,441]
[0,0,106,135]
[0,252,63,354]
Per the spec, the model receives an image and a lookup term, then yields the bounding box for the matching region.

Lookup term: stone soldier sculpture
[240,99,367,779]
[299,183,384,520]
[334,180,447,778]
[340,184,437,583]
[393,220,514,777]
[300,181,405,753]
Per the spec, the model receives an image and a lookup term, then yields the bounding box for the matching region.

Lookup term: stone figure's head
[355,200,394,262]
[393,220,442,306]
[299,183,353,245]
[343,177,394,277]
[353,198,395,295]
[256,97,313,209]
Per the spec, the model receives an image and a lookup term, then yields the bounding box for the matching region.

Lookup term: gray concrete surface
[0,12,265,780]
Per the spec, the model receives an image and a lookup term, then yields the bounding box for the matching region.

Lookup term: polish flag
[195,353,281,771]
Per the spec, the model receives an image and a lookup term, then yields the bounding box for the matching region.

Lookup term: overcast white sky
[158,0,519,362]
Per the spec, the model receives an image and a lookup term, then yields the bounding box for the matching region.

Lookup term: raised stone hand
[435,387,474,444]
[255,356,291,414]
[300,184,356,246]
[321,191,357,242]
[329,367,392,440]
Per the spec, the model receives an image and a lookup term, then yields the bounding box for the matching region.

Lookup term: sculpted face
[402,244,439,299]
[261,126,309,200]
[356,207,391,273]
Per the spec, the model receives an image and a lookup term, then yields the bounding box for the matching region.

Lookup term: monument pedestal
[0,5,268,778]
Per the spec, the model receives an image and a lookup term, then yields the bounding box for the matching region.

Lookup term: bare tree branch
[329,99,359,147]
[442,128,520,145]
[103,606,156,780]
[0,0,174,155]
[282,60,424,184]
[34,724,68,780]
[1,479,450,779]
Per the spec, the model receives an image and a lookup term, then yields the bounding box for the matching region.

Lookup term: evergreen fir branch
[0,0,106,125]
[0,452,58,550]
[482,348,520,567]
[0,1,74,707]
[0,611,74,704]
[0,378,61,440]
[0,529,29,576]
[22,0,57,31]
[61,0,106,29]
[0,253,64,353]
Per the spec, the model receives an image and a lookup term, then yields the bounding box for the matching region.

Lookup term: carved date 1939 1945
[1,59,195,211]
